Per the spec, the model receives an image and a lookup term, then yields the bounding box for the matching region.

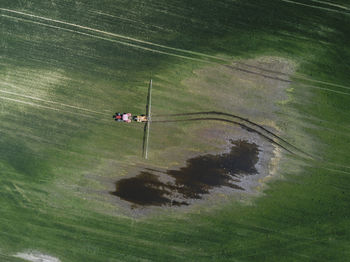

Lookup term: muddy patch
[111,140,259,207]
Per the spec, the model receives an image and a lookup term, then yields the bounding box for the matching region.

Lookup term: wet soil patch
[111,140,259,207]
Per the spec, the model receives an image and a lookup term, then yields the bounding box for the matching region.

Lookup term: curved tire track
[154,111,311,158]
[152,117,296,155]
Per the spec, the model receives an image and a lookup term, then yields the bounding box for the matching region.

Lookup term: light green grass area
[1,0,350,261]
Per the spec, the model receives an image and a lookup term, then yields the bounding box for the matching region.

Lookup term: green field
[1,0,350,261]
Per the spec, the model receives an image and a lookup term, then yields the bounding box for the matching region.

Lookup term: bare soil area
[103,56,296,215]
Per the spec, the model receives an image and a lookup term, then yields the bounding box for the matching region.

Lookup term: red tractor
[113,112,132,123]
[113,113,148,123]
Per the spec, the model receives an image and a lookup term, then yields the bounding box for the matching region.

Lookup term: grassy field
[1,0,350,261]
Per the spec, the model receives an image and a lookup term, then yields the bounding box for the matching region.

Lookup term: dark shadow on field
[0,138,49,182]
[111,140,259,207]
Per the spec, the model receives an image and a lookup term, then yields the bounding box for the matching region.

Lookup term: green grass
[1,0,350,261]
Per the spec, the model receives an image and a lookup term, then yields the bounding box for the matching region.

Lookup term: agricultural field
[1,0,350,261]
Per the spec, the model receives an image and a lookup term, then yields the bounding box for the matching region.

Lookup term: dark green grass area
[1,0,350,261]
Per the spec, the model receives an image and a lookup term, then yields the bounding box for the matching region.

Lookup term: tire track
[309,0,350,11]
[6,6,344,89]
[0,8,225,63]
[0,86,106,115]
[90,9,173,33]
[0,95,110,123]
[298,83,350,96]
[294,75,350,91]
[320,167,350,175]
[326,162,350,170]
[1,14,213,64]
[223,64,350,95]
[235,61,291,77]
[224,65,350,94]
[223,65,292,83]
[3,8,350,99]
[3,9,350,95]
[152,117,296,155]
[3,7,345,92]
[280,0,350,16]
[154,111,312,157]
[235,62,350,91]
